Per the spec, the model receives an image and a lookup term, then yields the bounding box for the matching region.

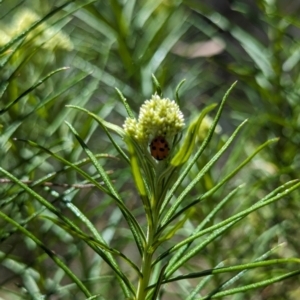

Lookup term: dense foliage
[1,1,300,299]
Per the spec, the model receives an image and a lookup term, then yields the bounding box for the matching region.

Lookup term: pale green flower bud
[123,94,185,143]
[197,116,221,142]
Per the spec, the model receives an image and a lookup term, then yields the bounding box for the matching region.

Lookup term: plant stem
[136,247,153,299]
[136,214,156,299]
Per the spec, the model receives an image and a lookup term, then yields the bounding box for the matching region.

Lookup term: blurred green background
[1,0,300,299]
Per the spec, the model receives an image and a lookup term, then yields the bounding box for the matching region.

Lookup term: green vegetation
[1,1,300,299]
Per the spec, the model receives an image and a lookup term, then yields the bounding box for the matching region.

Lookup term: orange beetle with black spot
[149,136,170,161]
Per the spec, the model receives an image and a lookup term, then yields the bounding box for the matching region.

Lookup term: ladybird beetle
[149,136,170,161]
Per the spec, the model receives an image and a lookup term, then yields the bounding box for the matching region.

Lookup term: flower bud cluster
[123,94,185,143]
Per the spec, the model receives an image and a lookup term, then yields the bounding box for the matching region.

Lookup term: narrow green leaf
[147,12,190,73]
[0,173,134,293]
[65,122,145,255]
[64,200,134,298]
[0,37,24,70]
[1,41,37,80]
[148,263,169,300]
[13,138,110,194]
[0,206,47,241]
[160,82,237,216]
[158,180,300,274]
[0,210,92,298]
[163,219,237,277]
[36,187,136,296]
[79,2,117,38]
[86,295,106,300]
[199,269,300,299]
[198,138,279,203]
[204,244,287,298]
[22,272,42,300]
[0,165,134,293]
[186,262,225,300]
[125,136,147,198]
[157,206,195,245]
[115,87,134,118]
[158,138,279,234]
[175,79,186,105]
[0,154,114,208]
[230,26,273,77]
[162,119,247,226]
[0,251,39,278]
[0,165,84,232]
[170,103,218,167]
[66,105,129,163]
[42,215,141,276]
[0,72,91,148]
[160,184,243,271]
[151,73,162,96]
[65,121,119,198]
[2,140,131,287]
[163,258,300,284]
[0,67,68,114]
[123,136,154,227]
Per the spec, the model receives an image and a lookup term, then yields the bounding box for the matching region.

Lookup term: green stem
[136,246,153,300]
[136,208,157,299]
